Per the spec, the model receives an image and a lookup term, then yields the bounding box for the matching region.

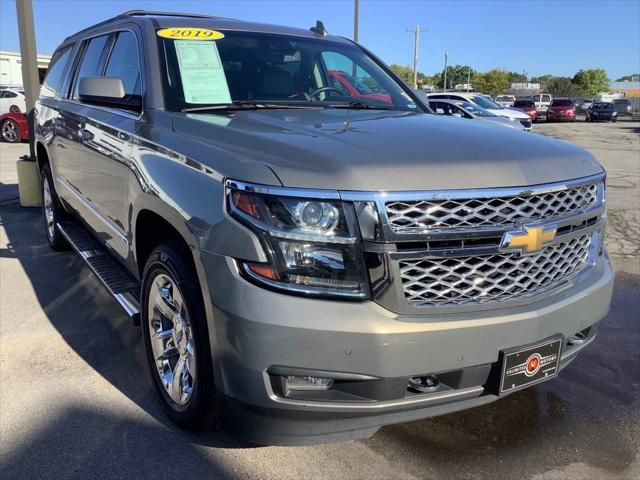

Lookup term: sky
[1,0,639,80]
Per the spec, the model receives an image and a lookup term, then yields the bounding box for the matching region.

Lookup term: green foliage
[573,69,610,97]
[438,64,474,89]
[508,71,528,84]
[615,74,640,82]
[472,69,511,97]
[389,64,432,86]
[544,77,581,97]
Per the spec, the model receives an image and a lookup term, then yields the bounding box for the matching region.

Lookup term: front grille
[385,182,598,232]
[399,233,592,306]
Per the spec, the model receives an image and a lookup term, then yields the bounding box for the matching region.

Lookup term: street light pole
[406,25,427,89]
[443,50,449,92]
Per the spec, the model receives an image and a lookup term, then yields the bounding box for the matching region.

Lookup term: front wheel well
[135,210,193,275]
[36,142,49,173]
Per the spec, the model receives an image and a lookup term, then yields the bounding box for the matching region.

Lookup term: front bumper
[201,250,614,445]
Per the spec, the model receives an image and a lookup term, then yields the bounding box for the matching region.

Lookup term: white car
[427,99,526,131]
[0,89,26,113]
[494,95,515,107]
[426,92,533,130]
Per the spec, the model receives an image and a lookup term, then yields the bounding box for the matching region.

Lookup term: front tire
[41,164,69,251]
[1,119,21,143]
[141,242,216,429]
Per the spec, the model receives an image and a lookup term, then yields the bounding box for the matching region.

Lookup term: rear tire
[9,104,21,113]
[141,242,217,429]
[41,164,69,251]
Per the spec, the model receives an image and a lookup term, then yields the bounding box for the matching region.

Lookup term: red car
[0,111,28,143]
[512,98,538,122]
[328,70,392,103]
[546,98,576,122]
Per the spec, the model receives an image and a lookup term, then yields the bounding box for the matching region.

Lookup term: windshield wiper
[182,100,321,113]
[330,100,398,111]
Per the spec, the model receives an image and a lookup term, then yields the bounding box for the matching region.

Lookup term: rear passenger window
[72,34,110,98]
[40,45,73,98]
[104,31,141,96]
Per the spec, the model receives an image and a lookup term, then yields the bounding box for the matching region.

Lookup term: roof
[64,10,349,44]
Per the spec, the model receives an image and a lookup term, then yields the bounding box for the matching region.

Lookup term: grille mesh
[386,183,598,231]
[399,234,592,306]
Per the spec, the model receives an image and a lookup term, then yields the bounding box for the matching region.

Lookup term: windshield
[495,96,513,102]
[470,95,501,109]
[453,101,496,117]
[551,99,573,107]
[593,103,614,110]
[513,100,535,108]
[159,31,417,112]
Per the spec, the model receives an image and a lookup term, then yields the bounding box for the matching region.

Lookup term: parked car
[328,70,392,103]
[586,102,617,122]
[546,98,576,122]
[427,99,526,130]
[426,93,533,130]
[574,98,593,114]
[36,10,612,446]
[0,111,28,142]
[532,93,552,117]
[612,98,632,116]
[0,88,26,113]
[494,95,515,107]
[512,98,538,122]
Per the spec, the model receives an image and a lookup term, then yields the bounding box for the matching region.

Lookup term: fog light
[408,375,440,393]
[285,375,334,393]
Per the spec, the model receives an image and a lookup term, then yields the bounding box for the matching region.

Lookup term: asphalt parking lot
[1,116,639,480]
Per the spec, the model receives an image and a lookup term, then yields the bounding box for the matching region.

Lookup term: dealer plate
[499,336,563,395]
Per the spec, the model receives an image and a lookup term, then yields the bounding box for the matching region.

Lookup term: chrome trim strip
[56,176,128,244]
[262,370,485,412]
[339,172,605,202]
[225,178,341,200]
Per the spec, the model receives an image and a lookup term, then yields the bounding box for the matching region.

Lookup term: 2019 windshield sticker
[157,28,224,40]
[174,40,232,105]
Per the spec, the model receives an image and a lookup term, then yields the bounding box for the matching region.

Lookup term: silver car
[428,98,526,130]
[35,10,613,445]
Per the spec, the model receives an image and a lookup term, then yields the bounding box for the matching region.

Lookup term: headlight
[612,111,617,116]
[226,181,369,299]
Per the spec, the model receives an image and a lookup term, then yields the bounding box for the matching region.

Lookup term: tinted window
[40,45,73,98]
[593,103,614,110]
[104,31,141,96]
[551,99,573,107]
[73,34,110,98]
[5,91,17,98]
[513,100,535,107]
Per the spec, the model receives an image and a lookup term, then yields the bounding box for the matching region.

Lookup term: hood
[494,108,531,120]
[549,105,575,111]
[173,109,603,191]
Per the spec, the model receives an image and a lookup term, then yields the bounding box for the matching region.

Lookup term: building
[608,80,640,98]
[0,51,51,89]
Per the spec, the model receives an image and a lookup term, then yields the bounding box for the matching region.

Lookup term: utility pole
[406,25,427,89]
[443,50,449,92]
[467,66,471,92]
[353,0,359,42]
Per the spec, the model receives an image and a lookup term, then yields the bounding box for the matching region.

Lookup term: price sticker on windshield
[157,28,225,40]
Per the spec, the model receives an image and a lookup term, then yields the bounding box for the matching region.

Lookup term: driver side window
[319,51,390,103]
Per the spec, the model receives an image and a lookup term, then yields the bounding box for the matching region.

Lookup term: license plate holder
[499,336,563,395]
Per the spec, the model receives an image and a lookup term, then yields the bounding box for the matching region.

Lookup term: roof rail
[64,10,221,42]
[121,10,220,19]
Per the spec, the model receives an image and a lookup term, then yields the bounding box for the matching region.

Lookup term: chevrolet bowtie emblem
[501,225,557,254]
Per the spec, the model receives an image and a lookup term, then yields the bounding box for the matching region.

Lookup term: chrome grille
[399,233,593,306]
[385,182,599,232]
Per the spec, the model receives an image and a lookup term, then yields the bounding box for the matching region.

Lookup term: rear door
[69,29,141,259]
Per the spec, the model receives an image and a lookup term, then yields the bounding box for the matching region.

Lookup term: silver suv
[35,11,613,445]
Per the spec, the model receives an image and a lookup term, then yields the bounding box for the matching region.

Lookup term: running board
[57,221,141,324]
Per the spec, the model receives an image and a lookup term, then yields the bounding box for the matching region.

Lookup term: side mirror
[78,77,141,112]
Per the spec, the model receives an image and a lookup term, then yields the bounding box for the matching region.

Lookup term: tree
[389,64,431,87]
[508,71,527,84]
[544,77,581,97]
[530,74,556,88]
[573,69,610,97]
[438,64,474,89]
[472,69,511,97]
[615,74,640,82]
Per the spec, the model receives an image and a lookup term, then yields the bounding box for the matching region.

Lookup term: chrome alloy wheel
[42,176,55,241]
[148,274,196,406]
[1,120,19,142]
